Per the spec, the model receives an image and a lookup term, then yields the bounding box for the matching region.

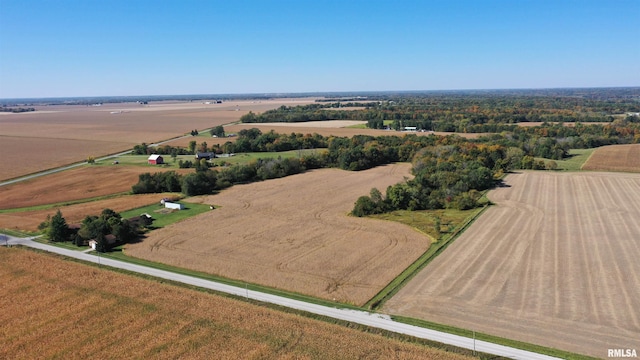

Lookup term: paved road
[1,235,560,360]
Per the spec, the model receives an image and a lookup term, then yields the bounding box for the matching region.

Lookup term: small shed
[148,154,164,165]
[165,202,184,210]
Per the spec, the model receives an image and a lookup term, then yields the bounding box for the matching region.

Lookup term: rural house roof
[148,154,162,160]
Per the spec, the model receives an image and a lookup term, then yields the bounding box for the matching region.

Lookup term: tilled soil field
[126,164,431,305]
[0,247,471,360]
[383,171,640,358]
[581,143,640,172]
[0,165,191,210]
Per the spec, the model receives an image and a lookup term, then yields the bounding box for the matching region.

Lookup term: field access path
[0,236,559,360]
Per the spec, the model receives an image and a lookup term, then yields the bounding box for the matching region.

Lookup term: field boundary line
[365,203,491,311]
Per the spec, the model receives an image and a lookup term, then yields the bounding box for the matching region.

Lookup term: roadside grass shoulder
[392,315,599,360]
[32,237,85,251]
[0,228,39,237]
[100,249,364,311]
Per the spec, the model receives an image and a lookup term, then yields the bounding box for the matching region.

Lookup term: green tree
[49,210,68,242]
[211,125,225,137]
[170,148,178,163]
[95,233,109,253]
[188,140,197,154]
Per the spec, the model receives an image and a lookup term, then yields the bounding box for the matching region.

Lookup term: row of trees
[238,91,640,133]
[132,154,323,196]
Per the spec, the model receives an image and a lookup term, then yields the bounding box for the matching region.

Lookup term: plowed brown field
[126,164,431,305]
[0,247,471,360]
[383,171,640,358]
[0,165,191,210]
[582,143,640,172]
[0,99,316,181]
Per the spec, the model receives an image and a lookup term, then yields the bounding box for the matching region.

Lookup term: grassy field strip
[365,204,489,310]
[391,315,599,360]
[534,148,595,171]
[0,192,130,214]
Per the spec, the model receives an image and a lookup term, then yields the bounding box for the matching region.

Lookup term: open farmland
[0,99,316,181]
[581,143,640,172]
[0,193,180,232]
[0,165,192,210]
[126,164,432,305]
[383,171,640,358]
[163,120,484,148]
[0,247,471,360]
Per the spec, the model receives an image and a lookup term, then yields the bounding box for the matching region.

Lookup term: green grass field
[370,207,483,242]
[119,201,212,229]
[536,148,595,171]
[212,149,323,166]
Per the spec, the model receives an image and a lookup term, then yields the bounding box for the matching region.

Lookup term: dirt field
[0,99,316,181]
[0,135,131,182]
[0,247,471,360]
[0,165,192,210]
[0,193,179,231]
[581,143,640,172]
[383,171,640,358]
[126,164,431,306]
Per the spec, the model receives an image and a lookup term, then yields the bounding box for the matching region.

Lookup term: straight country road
[1,235,561,360]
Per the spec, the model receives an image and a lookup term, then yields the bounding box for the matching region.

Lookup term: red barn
[148,154,164,165]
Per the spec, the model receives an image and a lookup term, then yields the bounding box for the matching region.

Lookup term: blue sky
[1,0,638,98]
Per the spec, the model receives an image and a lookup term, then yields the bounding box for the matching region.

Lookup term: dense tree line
[0,106,35,113]
[352,141,508,216]
[240,103,374,123]
[226,128,327,153]
[239,90,640,132]
[132,143,193,156]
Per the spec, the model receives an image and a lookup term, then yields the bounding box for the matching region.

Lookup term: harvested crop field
[0,247,471,360]
[0,193,179,231]
[0,165,192,210]
[383,171,640,358]
[0,135,130,182]
[0,99,316,180]
[126,164,431,305]
[581,143,640,172]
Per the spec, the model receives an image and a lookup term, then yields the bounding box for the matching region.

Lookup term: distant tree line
[239,91,640,131]
[0,106,35,113]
